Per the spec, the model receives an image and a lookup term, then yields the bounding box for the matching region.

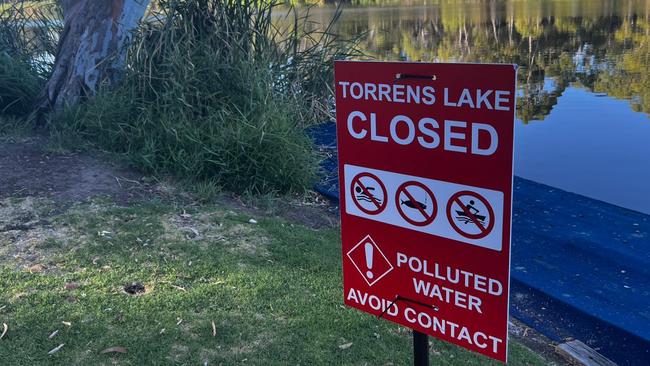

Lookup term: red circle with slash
[350,172,387,215]
[446,190,495,239]
[395,181,437,226]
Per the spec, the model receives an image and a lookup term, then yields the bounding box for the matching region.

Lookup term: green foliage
[55,0,358,194]
[0,1,59,116]
[0,52,42,115]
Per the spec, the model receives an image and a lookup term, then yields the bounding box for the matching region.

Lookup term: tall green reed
[0,1,60,116]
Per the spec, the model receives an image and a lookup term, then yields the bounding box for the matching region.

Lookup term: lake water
[306,0,650,214]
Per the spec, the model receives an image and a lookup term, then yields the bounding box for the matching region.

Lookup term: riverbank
[0,134,553,365]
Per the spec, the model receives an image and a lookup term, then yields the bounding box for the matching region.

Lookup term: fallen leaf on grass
[211,321,217,337]
[338,342,353,350]
[100,346,127,354]
[48,330,59,339]
[64,283,78,291]
[1,323,7,340]
[48,344,64,355]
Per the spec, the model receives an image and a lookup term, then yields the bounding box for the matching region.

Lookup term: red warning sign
[336,61,516,363]
[447,191,495,239]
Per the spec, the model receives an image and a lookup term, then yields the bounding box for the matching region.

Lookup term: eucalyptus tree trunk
[39,0,150,114]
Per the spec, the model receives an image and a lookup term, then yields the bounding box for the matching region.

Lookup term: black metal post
[413,331,429,366]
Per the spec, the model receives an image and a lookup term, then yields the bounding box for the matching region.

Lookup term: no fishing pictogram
[446,190,495,239]
[395,181,437,226]
[350,172,387,215]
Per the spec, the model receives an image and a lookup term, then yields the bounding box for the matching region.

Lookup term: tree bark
[38,0,150,114]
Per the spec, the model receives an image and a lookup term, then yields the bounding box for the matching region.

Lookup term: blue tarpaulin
[309,122,650,366]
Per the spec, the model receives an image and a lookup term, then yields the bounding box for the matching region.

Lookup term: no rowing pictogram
[350,172,387,215]
[446,191,495,239]
[395,181,437,226]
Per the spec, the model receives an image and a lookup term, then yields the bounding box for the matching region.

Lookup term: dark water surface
[307,0,650,214]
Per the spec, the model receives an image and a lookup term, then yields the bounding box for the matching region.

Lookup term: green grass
[0,198,549,365]
[0,114,35,140]
[0,53,44,116]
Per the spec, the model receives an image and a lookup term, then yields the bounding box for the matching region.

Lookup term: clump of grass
[192,179,223,203]
[0,52,43,116]
[54,0,359,194]
[0,1,60,117]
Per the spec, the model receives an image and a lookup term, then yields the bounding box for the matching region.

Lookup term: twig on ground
[159,281,187,292]
[170,284,187,292]
[116,176,141,185]
[100,346,127,354]
[48,344,64,355]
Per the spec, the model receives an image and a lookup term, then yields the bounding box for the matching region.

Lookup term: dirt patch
[0,136,157,204]
[0,135,338,269]
[0,136,339,226]
[123,282,146,295]
[0,197,82,271]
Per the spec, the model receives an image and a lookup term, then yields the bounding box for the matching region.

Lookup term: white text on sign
[346,112,498,156]
[337,82,512,156]
[344,164,504,251]
[396,252,503,314]
[346,288,504,354]
[337,83,512,111]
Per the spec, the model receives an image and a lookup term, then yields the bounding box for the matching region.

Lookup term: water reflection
[307,0,650,122]
[303,0,650,213]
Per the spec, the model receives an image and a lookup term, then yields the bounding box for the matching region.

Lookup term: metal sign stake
[413,331,429,366]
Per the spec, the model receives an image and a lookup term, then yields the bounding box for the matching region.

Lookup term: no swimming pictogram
[395,181,437,226]
[350,172,387,215]
[446,191,495,240]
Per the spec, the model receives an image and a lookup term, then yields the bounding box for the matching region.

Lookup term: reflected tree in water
[317,0,650,121]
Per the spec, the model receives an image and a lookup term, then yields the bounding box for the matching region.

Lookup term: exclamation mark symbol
[364,242,374,279]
